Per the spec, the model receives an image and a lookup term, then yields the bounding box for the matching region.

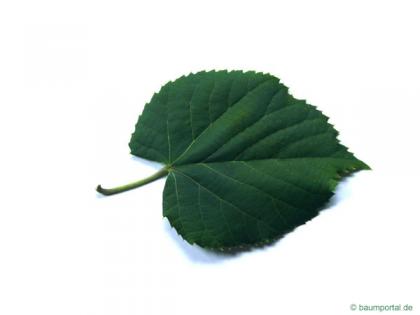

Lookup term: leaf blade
[129,70,369,249]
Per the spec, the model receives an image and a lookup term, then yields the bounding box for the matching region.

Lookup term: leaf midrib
[172,169,280,233]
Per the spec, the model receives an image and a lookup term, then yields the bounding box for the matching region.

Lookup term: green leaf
[98,70,369,250]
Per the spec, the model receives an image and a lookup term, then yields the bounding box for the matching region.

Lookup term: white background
[1,0,419,314]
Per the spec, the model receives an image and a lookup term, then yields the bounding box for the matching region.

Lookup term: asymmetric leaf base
[97,70,369,251]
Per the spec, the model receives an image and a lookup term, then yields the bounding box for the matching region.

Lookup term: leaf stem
[96,167,169,196]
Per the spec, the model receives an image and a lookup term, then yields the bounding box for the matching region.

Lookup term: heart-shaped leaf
[98,70,369,250]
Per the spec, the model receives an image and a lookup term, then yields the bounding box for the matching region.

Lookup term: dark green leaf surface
[128,70,369,250]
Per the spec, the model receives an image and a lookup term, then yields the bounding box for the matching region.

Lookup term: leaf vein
[241,161,324,197]
[204,89,286,162]
[188,79,201,140]
[171,173,185,233]
[172,78,274,165]
[173,170,278,233]
[233,114,322,160]
[200,164,301,217]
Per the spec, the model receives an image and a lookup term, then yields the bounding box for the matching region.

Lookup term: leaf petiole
[97,167,169,196]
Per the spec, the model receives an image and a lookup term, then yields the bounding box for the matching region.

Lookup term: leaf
[98,70,370,251]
